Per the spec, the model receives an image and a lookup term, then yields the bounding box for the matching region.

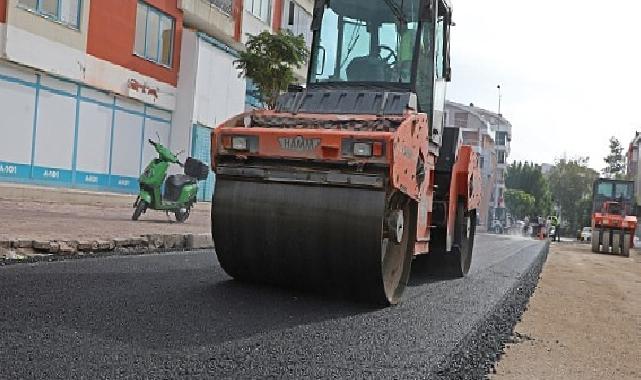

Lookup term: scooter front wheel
[132,200,147,221]
[175,206,191,223]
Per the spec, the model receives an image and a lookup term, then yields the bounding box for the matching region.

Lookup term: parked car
[580,227,592,242]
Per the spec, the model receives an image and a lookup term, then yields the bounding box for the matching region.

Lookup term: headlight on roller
[353,142,373,157]
[232,136,248,151]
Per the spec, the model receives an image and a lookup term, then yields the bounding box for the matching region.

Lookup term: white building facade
[445,101,513,226]
[0,0,313,200]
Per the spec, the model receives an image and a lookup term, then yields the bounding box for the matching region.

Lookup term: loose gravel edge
[431,241,550,380]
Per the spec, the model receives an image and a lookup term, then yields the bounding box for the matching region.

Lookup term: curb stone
[0,233,214,265]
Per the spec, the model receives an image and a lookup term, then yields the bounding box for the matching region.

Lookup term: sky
[446,0,641,171]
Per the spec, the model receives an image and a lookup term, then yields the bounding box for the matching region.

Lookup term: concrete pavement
[0,183,210,241]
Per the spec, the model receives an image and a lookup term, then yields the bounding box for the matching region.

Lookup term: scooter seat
[167,174,197,187]
[164,174,198,202]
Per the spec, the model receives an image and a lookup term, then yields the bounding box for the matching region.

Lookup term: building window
[498,151,506,164]
[496,131,507,146]
[479,156,485,169]
[462,130,478,146]
[454,112,468,129]
[18,0,81,28]
[135,1,175,67]
[245,79,263,109]
[245,0,272,24]
[283,1,312,46]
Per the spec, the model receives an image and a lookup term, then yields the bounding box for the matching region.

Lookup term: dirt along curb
[491,241,641,379]
[0,233,213,265]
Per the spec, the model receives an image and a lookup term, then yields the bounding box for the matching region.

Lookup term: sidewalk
[492,241,641,379]
[0,183,211,256]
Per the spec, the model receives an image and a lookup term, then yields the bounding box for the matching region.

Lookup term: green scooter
[132,138,209,223]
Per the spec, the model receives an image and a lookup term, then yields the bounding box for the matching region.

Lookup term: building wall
[241,11,270,43]
[0,0,314,197]
[0,60,171,192]
[627,134,641,206]
[172,30,246,152]
[446,101,511,227]
[0,0,6,22]
[179,0,240,49]
[4,0,89,81]
[7,0,89,51]
[86,0,183,87]
[0,21,6,56]
[172,29,246,200]
[3,0,177,110]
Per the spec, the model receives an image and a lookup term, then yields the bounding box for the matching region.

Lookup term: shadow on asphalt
[0,265,374,350]
[407,256,461,287]
[408,272,457,287]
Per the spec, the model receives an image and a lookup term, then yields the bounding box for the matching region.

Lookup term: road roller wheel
[612,232,621,254]
[412,200,475,278]
[623,233,631,257]
[451,201,476,276]
[211,180,415,306]
[380,195,415,305]
[591,229,600,253]
[601,230,611,253]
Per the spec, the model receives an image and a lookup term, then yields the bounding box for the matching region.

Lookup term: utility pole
[497,84,502,116]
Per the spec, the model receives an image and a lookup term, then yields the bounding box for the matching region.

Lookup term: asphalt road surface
[0,234,547,379]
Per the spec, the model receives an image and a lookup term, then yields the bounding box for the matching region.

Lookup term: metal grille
[251,115,401,132]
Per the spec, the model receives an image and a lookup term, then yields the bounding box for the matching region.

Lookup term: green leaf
[235,31,310,109]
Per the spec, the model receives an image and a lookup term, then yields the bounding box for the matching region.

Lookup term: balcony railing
[207,0,232,15]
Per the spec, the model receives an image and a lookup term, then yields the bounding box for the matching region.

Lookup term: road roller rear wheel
[623,233,631,257]
[601,230,611,253]
[412,200,475,278]
[612,232,621,254]
[591,229,600,252]
[451,201,476,276]
[211,179,415,305]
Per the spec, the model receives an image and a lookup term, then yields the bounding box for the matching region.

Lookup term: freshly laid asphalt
[0,234,547,379]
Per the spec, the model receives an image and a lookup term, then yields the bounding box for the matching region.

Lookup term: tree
[602,136,626,179]
[505,162,553,217]
[504,189,535,220]
[235,31,309,109]
[548,158,598,234]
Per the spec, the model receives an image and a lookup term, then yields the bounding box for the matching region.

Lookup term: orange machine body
[211,108,481,257]
[593,201,638,245]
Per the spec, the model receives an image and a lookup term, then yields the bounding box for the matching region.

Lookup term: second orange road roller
[210,0,481,305]
[591,179,638,257]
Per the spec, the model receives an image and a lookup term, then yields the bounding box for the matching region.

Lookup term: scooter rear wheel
[175,206,191,223]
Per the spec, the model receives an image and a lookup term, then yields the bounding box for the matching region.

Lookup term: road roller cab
[210,0,481,305]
